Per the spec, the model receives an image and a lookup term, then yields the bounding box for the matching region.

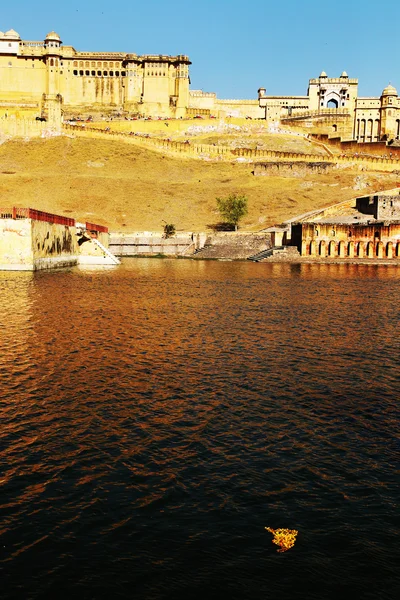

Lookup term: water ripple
[0,261,399,600]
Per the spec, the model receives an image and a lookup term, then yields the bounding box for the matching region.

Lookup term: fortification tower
[174,56,190,118]
[42,31,62,126]
[380,84,399,140]
[123,54,141,111]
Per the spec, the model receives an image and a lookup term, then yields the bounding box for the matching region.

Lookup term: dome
[4,29,21,40]
[382,84,397,96]
[340,71,348,77]
[319,71,327,78]
[45,31,61,42]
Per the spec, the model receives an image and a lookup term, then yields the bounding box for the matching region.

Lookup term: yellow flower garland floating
[265,527,298,553]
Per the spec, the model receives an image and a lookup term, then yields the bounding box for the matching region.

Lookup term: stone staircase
[192,234,270,260]
[248,246,300,262]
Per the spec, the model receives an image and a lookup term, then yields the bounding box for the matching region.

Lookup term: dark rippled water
[1,260,399,600]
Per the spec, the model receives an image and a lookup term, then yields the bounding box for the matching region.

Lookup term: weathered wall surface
[0,218,33,270]
[31,220,78,269]
[0,219,78,270]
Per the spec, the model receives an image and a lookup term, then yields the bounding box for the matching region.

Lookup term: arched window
[327,98,338,108]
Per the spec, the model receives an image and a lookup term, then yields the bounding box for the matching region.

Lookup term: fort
[1,28,398,141]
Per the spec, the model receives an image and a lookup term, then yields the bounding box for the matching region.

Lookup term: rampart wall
[63,124,400,172]
[2,117,400,174]
[0,116,60,137]
[311,134,400,158]
[253,161,336,176]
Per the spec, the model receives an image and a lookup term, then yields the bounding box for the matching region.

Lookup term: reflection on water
[1,260,399,600]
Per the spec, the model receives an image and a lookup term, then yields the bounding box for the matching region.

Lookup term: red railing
[0,207,75,227]
[85,221,108,233]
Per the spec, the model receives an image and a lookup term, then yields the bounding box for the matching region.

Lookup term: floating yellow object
[265,527,298,553]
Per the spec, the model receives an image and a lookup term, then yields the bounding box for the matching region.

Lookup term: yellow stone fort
[0,27,399,142]
[0,28,190,119]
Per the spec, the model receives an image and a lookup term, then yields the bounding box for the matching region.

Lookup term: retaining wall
[109,233,200,256]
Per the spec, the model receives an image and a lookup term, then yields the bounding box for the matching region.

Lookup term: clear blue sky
[2,0,399,99]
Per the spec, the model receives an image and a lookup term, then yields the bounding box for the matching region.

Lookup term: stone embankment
[109,232,271,260]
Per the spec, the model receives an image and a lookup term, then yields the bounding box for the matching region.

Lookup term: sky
[2,0,400,99]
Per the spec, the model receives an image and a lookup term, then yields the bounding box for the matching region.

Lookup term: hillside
[0,135,398,232]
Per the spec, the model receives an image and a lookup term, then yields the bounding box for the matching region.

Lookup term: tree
[163,223,176,238]
[216,193,248,231]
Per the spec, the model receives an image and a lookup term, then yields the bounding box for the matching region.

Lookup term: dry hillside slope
[0,137,398,232]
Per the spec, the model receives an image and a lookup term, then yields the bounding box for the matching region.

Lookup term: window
[115,71,119,76]
[79,70,83,76]
[97,71,101,76]
[73,70,78,75]
[103,71,108,76]
[91,70,95,76]
[121,71,126,76]
[110,71,114,76]
[85,70,89,76]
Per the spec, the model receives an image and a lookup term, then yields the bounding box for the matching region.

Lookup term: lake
[1,259,399,599]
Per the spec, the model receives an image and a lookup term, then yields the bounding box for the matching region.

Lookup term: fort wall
[62,124,400,172]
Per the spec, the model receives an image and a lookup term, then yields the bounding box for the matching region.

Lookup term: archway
[327,98,338,109]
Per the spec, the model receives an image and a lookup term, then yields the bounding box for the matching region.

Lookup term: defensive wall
[310,134,400,158]
[253,161,336,176]
[62,124,400,172]
[2,116,400,173]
